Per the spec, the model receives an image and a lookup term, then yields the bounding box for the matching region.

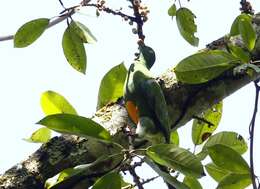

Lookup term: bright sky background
[1,0,260,188]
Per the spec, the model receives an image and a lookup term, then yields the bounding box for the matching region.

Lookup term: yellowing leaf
[192,101,223,145]
[24,127,51,143]
[97,63,127,110]
[41,90,77,115]
[14,18,49,47]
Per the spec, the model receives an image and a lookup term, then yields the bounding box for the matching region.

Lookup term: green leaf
[144,157,191,189]
[41,90,77,115]
[217,173,251,189]
[14,18,49,48]
[228,45,251,63]
[176,8,199,46]
[183,176,202,189]
[170,130,179,145]
[70,21,97,44]
[197,131,248,160]
[238,17,256,51]
[230,14,251,36]
[92,172,121,189]
[37,113,111,141]
[208,144,250,174]
[205,163,230,182]
[62,25,87,74]
[230,14,256,51]
[97,63,127,110]
[168,4,177,17]
[24,127,51,143]
[147,144,205,178]
[192,101,223,145]
[174,50,239,84]
[47,152,124,189]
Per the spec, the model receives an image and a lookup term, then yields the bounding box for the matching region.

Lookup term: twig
[58,0,66,10]
[129,0,145,40]
[177,0,182,7]
[0,10,75,42]
[86,3,136,22]
[128,166,144,189]
[132,158,145,168]
[139,176,159,185]
[249,80,260,189]
[240,0,254,15]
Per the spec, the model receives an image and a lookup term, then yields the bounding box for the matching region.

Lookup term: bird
[124,41,170,144]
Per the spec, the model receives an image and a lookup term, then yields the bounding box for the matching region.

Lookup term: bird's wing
[140,79,170,143]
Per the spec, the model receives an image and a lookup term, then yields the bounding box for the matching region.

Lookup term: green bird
[124,43,170,144]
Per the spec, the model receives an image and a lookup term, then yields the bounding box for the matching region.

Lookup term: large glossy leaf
[70,21,97,44]
[147,144,205,178]
[230,14,251,36]
[205,163,230,182]
[217,173,251,189]
[97,63,127,110]
[176,8,199,46]
[92,172,121,189]
[228,45,251,63]
[144,157,190,189]
[62,25,87,74]
[14,18,49,47]
[230,14,256,51]
[183,176,202,189]
[208,144,250,174]
[192,101,223,145]
[197,131,248,160]
[239,18,256,51]
[24,127,51,143]
[41,90,77,115]
[37,113,111,141]
[174,50,239,84]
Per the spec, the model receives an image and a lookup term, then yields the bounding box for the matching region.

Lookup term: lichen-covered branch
[1,13,260,189]
[1,58,260,188]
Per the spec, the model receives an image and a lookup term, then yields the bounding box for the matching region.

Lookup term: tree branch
[1,12,260,189]
[0,10,75,42]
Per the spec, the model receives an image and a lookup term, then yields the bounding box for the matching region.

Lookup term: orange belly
[126,101,139,124]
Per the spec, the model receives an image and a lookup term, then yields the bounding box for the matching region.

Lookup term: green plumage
[124,44,170,143]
